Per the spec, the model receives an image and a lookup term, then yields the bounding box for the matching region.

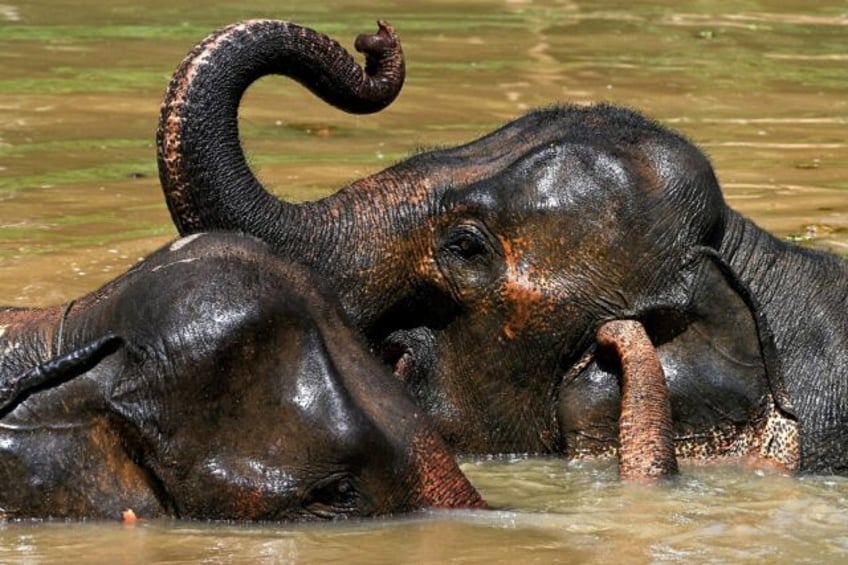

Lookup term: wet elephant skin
[157,20,847,474]
[0,232,483,520]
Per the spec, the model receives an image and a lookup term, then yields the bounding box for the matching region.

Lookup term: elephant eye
[443,224,492,264]
[304,474,362,519]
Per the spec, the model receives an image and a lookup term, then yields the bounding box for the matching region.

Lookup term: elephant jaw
[561,320,800,477]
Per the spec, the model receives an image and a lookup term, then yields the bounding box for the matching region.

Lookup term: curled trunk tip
[157,18,405,237]
[355,20,399,55]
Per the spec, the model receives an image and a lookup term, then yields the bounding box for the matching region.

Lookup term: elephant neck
[719,209,848,314]
[719,209,848,462]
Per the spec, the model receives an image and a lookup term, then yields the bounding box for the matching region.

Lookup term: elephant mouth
[555,340,633,459]
[377,327,438,388]
[379,340,414,380]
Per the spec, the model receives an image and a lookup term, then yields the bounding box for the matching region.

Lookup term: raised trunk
[719,209,848,473]
[157,20,420,330]
[596,319,678,481]
[157,19,405,237]
[156,20,588,333]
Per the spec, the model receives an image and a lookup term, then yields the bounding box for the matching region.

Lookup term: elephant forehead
[456,144,639,220]
[515,145,633,206]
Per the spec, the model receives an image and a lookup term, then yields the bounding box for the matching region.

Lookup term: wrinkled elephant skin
[0,233,483,520]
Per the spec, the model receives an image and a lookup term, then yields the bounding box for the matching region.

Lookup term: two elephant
[4,17,847,521]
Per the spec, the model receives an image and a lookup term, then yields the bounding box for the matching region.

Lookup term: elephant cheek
[406,429,486,510]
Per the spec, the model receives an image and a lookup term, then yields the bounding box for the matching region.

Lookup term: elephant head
[156,20,802,469]
[0,233,483,520]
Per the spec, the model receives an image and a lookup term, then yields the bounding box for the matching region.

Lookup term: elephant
[0,232,486,520]
[155,19,848,474]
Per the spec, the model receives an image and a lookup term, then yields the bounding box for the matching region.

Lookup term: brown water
[1,0,847,562]
[2,459,848,563]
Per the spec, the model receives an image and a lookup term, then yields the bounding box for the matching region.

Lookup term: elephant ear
[638,249,798,467]
[0,335,123,417]
[557,249,799,470]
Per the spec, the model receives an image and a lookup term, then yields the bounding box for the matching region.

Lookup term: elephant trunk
[406,428,486,510]
[596,320,678,481]
[157,19,404,237]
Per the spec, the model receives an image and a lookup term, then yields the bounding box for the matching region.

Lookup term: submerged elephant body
[157,20,847,474]
[0,232,483,520]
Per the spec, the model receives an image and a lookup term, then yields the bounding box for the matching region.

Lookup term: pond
[1,0,847,562]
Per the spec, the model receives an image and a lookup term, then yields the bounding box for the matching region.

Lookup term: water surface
[1,0,847,562]
[3,459,848,563]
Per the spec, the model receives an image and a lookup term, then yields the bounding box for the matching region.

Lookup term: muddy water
[2,459,848,563]
[1,0,847,562]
